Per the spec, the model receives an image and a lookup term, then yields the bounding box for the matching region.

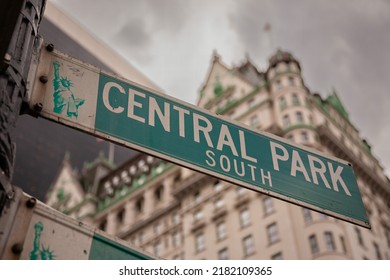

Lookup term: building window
[214,180,223,192]
[263,197,274,216]
[99,220,107,231]
[194,209,203,221]
[135,197,144,213]
[266,223,280,244]
[216,221,227,241]
[301,131,309,142]
[218,248,229,260]
[271,252,283,260]
[385,228,390,248]
[292,93,300,105]
[154,240,162,257]
[215,197,224,209]
[296,111,304,123]
[309,234,319,255]
[104,181,113,196]
[138,231,144,245]
[112,175,120,186]
[172,231,181,248]
[173,171,181,184]
[275,79,282,90]
[279,97,287,110]
[121,170,130,183]
[172,212,180,225]
[239,208,251,228]
[243,235,255,256]
[288,76,295,86]
[236,187,247,196]
[195,232,205,253]
[194,190,201,204]
[154,222,162,235]
[282,114,290,127]
[116,208,125,224]
[355,227,364,247]
[340,236,347,253]
[302,208,312,223]
[324,232,336,252]
[248,98,255,108]
[373,242,382,259]
[309,114,313,124]
[154,185,164,202]
[250,115,260,128]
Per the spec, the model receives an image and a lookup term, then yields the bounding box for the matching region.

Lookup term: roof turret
[268,49,301,70]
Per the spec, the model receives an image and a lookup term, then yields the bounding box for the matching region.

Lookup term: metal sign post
[28,46,370,228]
[0,0,46,209]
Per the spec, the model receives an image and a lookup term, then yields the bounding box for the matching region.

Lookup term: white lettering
[270,141,289,171]
[328,163,351,196]
[233,159,245,177]
[308,155,331,189]
[127,89,145,123]
[248,164,257,181]
[220,155,231,172]
[102,82,124,113]
[261,169,273,187]
[291,150,311,182]
[173,105,190,138]
[239,130,257,163]
[148,97,170,132]
[217,124,238,156]
[205,150,216,167]
[193,113,214,148]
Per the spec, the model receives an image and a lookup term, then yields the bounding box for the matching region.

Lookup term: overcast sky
[51,0,390,177]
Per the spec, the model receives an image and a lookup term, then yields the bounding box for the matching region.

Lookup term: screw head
[11,243,23,255]
[46,43,54,52]
[39,75,48,83]
[33,103,43,113]
[26,197,37,208]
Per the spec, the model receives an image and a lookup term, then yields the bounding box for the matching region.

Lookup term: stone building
[46,49,390,260]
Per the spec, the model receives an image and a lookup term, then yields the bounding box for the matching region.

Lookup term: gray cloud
[52,0,390,175]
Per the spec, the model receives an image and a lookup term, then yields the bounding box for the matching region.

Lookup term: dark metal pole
[0,0,46,211]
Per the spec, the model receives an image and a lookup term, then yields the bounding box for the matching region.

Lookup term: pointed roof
[80,151,115,194]
[326,89,349,120]
[268,48,301,70]
[45,152,85,208]
[197,50,233,106]
[235,56,265,86]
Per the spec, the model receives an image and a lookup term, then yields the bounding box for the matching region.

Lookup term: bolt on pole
[0,0,46,210]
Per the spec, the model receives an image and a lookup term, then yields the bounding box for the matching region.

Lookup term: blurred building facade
[46,49,390,260]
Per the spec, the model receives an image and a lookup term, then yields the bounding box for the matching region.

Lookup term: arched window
[292,94,300,106]
[275,79,282,90]
[301,131,309,142]
[279,97,287,110]
[282,114,290,127]
[296,111,304,123]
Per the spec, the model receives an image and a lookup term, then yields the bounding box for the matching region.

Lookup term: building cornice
[117,201,180,239]
[172,172,212,199]
[317,125,390,199]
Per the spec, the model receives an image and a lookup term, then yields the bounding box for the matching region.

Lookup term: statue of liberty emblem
[29,221,56,260]
[52,60,85,118]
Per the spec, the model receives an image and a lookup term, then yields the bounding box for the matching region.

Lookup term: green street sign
[29,47,369,228]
